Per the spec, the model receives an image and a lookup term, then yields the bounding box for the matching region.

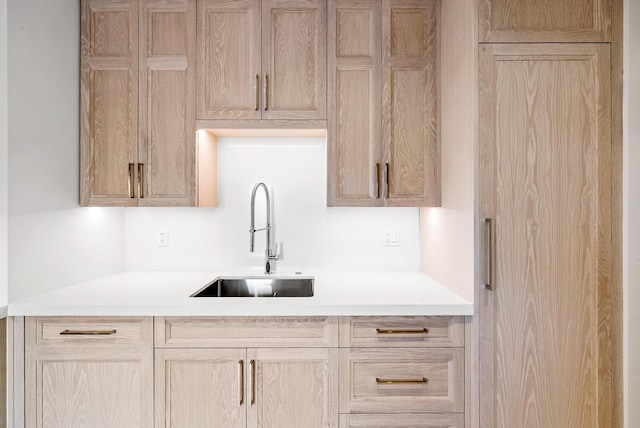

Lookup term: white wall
[624,0,639,425]
[7,0,125,302]
[126,138,420,272]
[0,0,7,307]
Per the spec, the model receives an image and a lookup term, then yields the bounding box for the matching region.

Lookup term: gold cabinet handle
[239,360,245,405]
[375,163,381,199]
[137,163,144,199]
[384,163,390,199]
[376,328,429,334]
[128,163,135,198]
[60,329,117,335]
[249,359,256,405]
[484,218,494,290]
[376,377,429,384]
[264,75,269,111]
[255,75,260,111]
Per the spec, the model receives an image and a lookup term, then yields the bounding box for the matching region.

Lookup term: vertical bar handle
[484,218,494,290]
[255,75,260,111]
[249,359,256,405]
[264,75,269,111]
[137,163,144,199]
[385,163,390,199]
[376,163,381,199]
[238,360,245,405]
[128,163,135,198]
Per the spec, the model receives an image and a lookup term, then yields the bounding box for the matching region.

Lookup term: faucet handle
[270,242,281,260]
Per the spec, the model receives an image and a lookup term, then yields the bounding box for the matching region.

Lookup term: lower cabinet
[155,347,339,428]
[22,315,464,428]
[24,317,153,428]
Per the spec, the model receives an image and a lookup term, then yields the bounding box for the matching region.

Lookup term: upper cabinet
[479,0,611,42]
[327,0,439,207]
[197,0,327,121]
[81,0,198,207]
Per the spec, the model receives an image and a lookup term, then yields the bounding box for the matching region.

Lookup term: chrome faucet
[249,182,280,274]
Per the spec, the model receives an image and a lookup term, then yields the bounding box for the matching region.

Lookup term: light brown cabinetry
[197,0,326,121]
[24,317,153,428]
[81,0,197,207]
[479,43,614,427]
[479,0,611,42]
[327,0,439,207]
[339,316,464,425]
[155,317,339,428]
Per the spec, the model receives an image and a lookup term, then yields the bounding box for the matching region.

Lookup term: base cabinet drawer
[340,413,464,428]
[339,316,464,347]
[339,348,464,414]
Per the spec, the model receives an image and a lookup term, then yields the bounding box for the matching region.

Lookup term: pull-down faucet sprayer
[249,182,280,274]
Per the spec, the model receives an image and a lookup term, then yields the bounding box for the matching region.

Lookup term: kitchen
[0,0,637,427]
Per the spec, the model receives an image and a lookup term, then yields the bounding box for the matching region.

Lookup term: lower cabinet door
[155,348,247,428]
[340,413,464,428]
[248,348,339,428]
[26,347,153,428]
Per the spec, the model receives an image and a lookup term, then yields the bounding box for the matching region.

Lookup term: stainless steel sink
[190,277,314,297]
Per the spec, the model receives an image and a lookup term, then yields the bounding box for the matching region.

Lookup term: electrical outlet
[383,229,399,246]
[157,229,168,247]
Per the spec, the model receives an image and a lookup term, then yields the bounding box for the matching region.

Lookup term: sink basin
[190,276,314,297]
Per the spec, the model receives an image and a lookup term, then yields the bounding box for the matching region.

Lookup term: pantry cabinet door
[197,0,262,119]
[155,349,247,428]
[479,43,613,428]
[262,0,327,120]
[139,0,196,206]
[80,0,138,206]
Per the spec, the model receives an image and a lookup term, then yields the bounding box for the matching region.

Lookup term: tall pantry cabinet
[477,0,621,427]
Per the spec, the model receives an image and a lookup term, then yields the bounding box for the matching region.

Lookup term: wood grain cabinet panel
[340,413,464,428]
[81,0,138,206]
[81,0,197,207]
[479,43,613,428]
[155,349,247,428]
[25,317,153,428]
[139,0,196,206]
[339,316,464,347]
[327,0,439,207]
[479,0,611,42]
[339,348,464,414]
[197,0,326,121]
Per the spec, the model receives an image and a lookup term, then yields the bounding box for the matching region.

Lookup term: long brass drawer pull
[376,328,429,334]
[375,163,381,199]
[239,360,245,405]
[137,163,145,199]
[249,359,256,405]
[376,377,429,384]
[264,75,269,111]
[60,329,117,335]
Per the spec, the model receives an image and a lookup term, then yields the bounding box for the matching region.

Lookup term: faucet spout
[249,182,279,273]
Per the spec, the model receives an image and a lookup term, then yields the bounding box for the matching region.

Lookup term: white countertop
[8,270,473,316]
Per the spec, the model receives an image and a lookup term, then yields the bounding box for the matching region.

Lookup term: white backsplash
[125,138,420,272]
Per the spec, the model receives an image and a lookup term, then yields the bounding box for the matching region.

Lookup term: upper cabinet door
[81,0,139,206]
[479,0,611,42]
[381,0,439,207]
[262,0,327,120]
[197,0,262,119]
[139,0,196,206]
[327,0,381,207]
